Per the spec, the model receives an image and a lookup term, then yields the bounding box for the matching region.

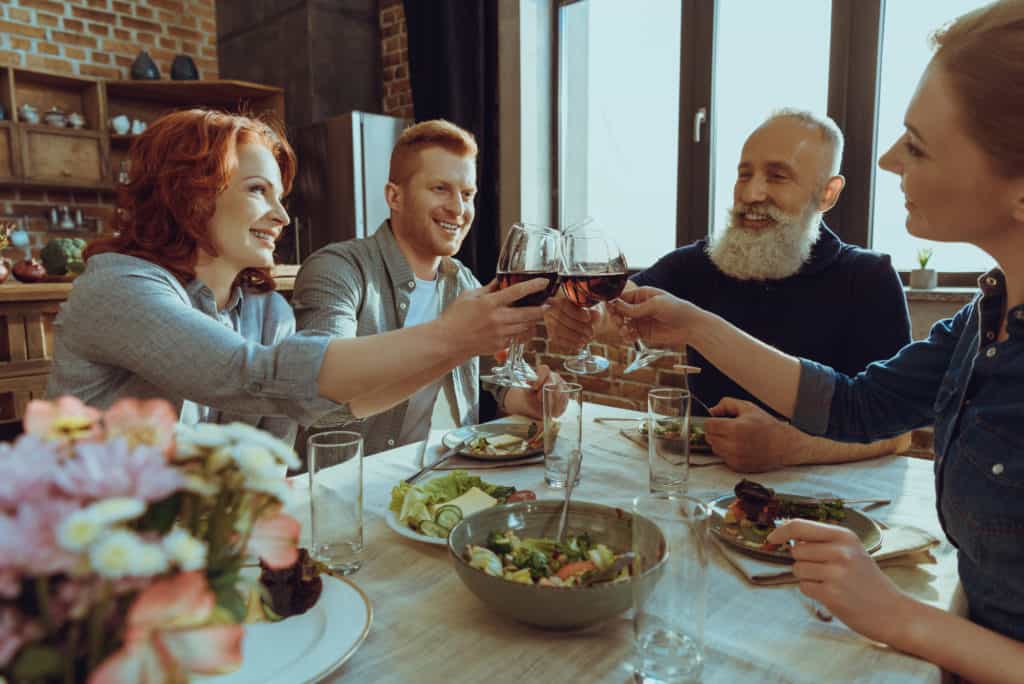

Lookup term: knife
[404,439,469,484]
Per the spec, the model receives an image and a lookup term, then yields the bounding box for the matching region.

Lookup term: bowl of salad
[447,500,666,629]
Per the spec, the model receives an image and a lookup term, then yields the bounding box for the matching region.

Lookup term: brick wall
[0,0,219,261]
[379,0,412,118]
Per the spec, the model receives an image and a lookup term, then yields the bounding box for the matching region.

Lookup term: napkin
[617,428,723,466]
[716,522,940,586]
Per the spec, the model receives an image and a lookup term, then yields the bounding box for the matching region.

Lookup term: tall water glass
[632,494,709,684]
[542,382,582,487]
[648,388,691,494]
[308,430,364,575]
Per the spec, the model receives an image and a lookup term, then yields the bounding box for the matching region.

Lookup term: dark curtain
[404,0,502,421]
[403,0,501,285]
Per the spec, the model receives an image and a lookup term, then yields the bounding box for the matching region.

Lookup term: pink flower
[0,606,44,668]
[103,399,177,455]
[89,572,243,684]
[0,435,62,509]
[24,396,103,444]
[247,511,300,570]
[53,439,183,503]
[0,500,82,577]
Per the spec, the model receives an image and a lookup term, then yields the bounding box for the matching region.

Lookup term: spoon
[582,552,636,586]
[555,448,582,543]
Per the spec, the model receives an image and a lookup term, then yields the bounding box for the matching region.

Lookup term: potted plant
[909,247,937,289]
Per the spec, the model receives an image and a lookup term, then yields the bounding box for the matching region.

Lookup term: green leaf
[135,493,182,534]
[213,582,247,622]
[11,644,64,679]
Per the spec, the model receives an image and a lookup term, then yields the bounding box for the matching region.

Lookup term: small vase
[171,55,200,81]
[131,50,160,80]
[909,268,937,289]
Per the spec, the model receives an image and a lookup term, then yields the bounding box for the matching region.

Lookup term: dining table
[287,402,960,684]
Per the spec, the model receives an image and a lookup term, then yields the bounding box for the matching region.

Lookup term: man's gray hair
[763,108,845,179]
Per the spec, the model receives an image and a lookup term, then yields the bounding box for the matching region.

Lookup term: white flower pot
[909,268,937,289]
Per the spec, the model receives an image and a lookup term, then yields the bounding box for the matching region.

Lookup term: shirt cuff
[791,358,836,436]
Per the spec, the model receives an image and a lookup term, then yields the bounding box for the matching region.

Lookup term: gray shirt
[48,253,346,444]
[292,221,483,455]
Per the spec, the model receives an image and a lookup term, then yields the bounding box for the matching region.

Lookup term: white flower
[180,474,219,497]
[131,542,169,576]
[84,498,146,526]
[162,528,207,571]
[246,477,293,505]
[174,422,232,455]
[232,445,283,480]
[57,510,103,552]
[222,423,300,470]
[89,529,147,578]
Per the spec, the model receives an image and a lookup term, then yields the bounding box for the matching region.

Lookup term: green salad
[466,530,627,587]
[389,470,528,538]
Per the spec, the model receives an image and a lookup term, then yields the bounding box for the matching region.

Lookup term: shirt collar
[186,278,244,314]
[373,220,458,288]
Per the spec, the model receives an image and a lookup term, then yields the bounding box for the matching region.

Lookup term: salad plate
[632,415,711,453]
[442,420,543,461]
[198,575,372,684]
[708,492,882,563]
[386,508,448,546]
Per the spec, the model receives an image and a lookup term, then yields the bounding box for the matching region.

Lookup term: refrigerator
[282,111,412,263]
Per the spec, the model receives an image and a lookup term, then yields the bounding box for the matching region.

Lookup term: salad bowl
[447,500,666,629]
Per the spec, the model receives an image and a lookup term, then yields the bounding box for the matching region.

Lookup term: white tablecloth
[288,403,958,684]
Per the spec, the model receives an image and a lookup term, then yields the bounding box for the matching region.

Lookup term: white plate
[197,575,372,684]
[442,420,542,461]
[386,509,448,546]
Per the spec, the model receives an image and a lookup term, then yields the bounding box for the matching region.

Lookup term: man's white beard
[706,202,822,281]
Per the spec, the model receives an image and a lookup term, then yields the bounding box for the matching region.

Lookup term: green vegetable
[511,546,550,580]
[39,237,87,276]
[469,546,503,576]
[486,530,515,555]
[434,505,462,530]
[419,520,449,538]
[389,470,515,530]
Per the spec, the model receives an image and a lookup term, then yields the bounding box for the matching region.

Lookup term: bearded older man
[546,109,912,471]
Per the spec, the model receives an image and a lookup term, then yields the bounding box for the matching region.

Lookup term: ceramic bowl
[447,499,666,629]
[43,109,67,127]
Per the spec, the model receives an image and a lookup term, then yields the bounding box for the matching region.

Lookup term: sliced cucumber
[434,505,463,530]
[420,520,450,538]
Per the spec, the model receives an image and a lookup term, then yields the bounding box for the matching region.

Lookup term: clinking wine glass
[492,222,561,389]
[560,231,629,375]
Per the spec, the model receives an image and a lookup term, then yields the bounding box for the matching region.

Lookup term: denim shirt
[793,269,1024,641]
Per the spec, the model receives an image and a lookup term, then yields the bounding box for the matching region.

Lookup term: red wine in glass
[497,270,561,307]
[559,272,628,308]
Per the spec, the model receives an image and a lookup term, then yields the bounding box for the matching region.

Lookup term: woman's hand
[766,519,916,644]
[504,365,563,418]
[608,286,704,347]
[441,278,550,356]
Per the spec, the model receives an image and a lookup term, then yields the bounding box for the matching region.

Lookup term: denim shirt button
[387,438,396,446]
[399,302,407,310]
[985,346,997,358]
[985,276,998,287]
[408,280,416,289]
[993,463,1005,475]
[986,331,995,341]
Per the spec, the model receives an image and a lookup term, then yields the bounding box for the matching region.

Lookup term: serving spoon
[555,448,583,543]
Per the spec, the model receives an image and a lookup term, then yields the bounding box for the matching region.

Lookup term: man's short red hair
[85,108,296,292]
[388,119,478,185]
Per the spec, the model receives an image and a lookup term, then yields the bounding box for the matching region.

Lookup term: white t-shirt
[398,275,446,444]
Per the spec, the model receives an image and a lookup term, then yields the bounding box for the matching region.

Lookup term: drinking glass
[559,231,628,374]
[308,430,364,575]
[542,381,582,488]
[647,388,691,494]
[632,494,709,684]
[492,222,561,388]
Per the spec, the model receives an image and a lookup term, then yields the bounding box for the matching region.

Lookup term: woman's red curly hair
[85,108,296,292]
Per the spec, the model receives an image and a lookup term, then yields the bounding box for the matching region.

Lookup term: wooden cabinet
[0,66,285,192]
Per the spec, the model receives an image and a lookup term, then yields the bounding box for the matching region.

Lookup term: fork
[774,518,834,622]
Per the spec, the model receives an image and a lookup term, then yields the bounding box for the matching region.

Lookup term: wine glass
[622,323,676,374]
[491,222,561,388]
[560,231,629,375]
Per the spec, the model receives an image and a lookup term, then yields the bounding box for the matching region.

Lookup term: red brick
[78,63,120,79]
[113,28,129,40]
[20,0,65,15]
[37,42,60,55]
[190,3,214,20]
[135,6,153,19]
[71,6,115,23]
[148,0,184,11]
[383,36,400,53]
[7,7,31,22]
[91,51,110,63]
[51,31,98,48]
[86,0,110,8]
[200,19,215,33]
[383,52,399,68]
[0,20,46,39]
[120,16,160,32]
[88,22,109,36]
[138,32,157,46]
[199,44,216,59]
[8,37,31,51]
[394,65,407,79]
[193,56,216,74]
[64,46,86,60]
[178,15,197,29]
[36,13,60,28]
[111,1,131,14]
[159,36,178,50]
[157,10,175,24]
[102,38,136,54]
[25,54,72,73]
[114,54,132,67]
[0,50,23,67]
[62,18,84,32]
[167,26,201,41]
[181,41,197,54]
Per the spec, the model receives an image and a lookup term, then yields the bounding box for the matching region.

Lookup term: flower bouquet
[0,396,307,683]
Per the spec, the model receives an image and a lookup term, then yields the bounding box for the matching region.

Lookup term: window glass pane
[558,0,681,268]
[711,1,832,239]
[873,0,994,272]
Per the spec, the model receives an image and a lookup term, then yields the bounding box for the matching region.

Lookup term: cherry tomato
[506,490,536,502]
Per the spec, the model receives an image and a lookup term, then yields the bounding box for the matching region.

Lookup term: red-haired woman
[614,1,1024,679]
[48,109,547,444]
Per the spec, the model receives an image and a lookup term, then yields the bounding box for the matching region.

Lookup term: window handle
[693,107,707,143]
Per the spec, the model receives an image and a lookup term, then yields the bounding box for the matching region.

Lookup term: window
[871,0,994,273]
[557,0,681,269]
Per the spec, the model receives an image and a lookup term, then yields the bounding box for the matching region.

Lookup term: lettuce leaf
[389,470,513,529]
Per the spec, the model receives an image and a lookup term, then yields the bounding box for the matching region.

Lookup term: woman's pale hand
[766,519,917,644]
[441,278,550,356]
[504,365,563,418]
[608,286,703,347]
